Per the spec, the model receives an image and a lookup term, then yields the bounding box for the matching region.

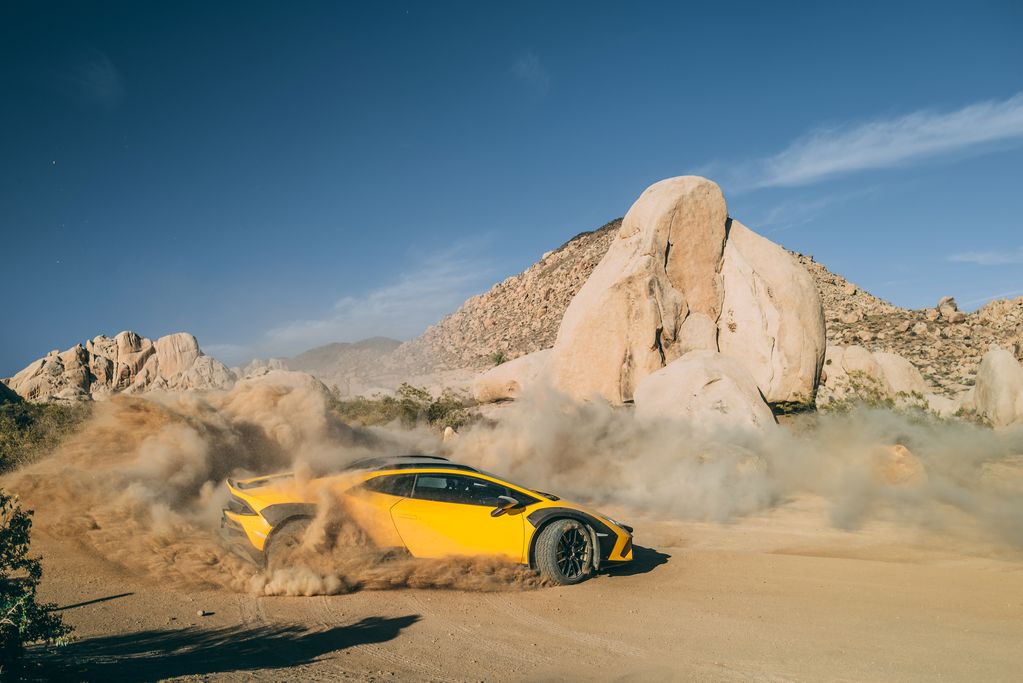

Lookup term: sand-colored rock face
[872,352,928,396]
[974,348,1023,427]
[6,331,235,402]
[819,345,932,403]
[547,176,728,403]
[155,332,202,380]
[633,350,776,430]
[718,220,826,405]
[471,350,551,403]
[543,175,824,415]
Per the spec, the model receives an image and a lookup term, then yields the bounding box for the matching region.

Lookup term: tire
[264,517,311,572]
[534,519,593,585]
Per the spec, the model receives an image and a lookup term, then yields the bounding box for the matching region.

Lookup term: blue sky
[2,1,1022,375]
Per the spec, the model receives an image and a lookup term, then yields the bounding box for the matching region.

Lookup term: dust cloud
[3,376,1021,597]
[448,388,1023,548]
[0,376,534,595]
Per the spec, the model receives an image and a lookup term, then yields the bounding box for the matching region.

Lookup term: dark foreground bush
[331,383,472,431]
[0,490,71,675]
[0,403,91,474]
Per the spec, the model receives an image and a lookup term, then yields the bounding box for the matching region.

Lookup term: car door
[390,473,526,562]
[341,473,416,548]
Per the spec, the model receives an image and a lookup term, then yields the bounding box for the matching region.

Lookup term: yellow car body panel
[220,459,633,570]
[390,496,526,561]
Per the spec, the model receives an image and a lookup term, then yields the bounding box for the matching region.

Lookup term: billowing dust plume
[448,389,1023,548]
[4,376,1022,597]
[0,376,534,595]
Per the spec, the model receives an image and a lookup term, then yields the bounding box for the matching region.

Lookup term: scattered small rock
[839,311,862,324]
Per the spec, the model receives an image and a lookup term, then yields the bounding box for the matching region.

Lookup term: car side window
[412,474,512,507]
[362,474,415,497]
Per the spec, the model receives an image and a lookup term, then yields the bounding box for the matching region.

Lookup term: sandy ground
[25,495,1023,682]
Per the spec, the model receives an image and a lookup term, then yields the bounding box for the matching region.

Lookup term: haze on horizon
[2,1,1022,375]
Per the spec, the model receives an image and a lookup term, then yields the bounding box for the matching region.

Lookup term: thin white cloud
[717,92,1023,190]
[754,187,879,233]
[948,246,1023,266]
[512,51,551,94]
[960,289,1023,307]
[209,244,497,365]
[64,51,123,108]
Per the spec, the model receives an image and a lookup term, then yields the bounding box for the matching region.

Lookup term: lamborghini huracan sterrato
[220,455,633,585]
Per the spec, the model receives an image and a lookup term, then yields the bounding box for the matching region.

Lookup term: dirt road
[29,495,1023,682]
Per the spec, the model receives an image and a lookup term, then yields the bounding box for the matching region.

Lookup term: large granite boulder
[633,350,776,430]
[544,175,826,421]
[717,220,826,405]
[872,351,928,396]
[974,348,1023,427]
[547,176,728,403]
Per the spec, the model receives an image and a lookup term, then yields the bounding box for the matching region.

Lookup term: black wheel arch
[260,504,317,567]
[526,508,615,569]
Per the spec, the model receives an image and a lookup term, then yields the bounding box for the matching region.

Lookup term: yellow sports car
[221,454,633,585]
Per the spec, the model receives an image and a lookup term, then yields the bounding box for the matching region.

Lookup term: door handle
[395,514,419,520]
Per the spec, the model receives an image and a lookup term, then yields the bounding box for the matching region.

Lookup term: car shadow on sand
[603,545,671,577]
[36,615,421,682]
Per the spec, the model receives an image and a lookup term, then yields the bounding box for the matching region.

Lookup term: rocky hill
[798,255,1023,396]
[390,219,1022,398]
[390,220,622,374]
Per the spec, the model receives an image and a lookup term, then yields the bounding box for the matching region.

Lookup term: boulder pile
[3,331,235,402]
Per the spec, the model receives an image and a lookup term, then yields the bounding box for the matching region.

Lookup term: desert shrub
[331,384,473,430]
[0,490,71,674]
[0,403,91,474]
[424,389,472,431]
[489,351,507,366]
[952,407,991,427]
[817,371,896,414]
[329,392,402,427]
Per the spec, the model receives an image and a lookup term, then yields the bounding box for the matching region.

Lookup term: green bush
[0,403,91,474]
[489,351,508,366]
[331,383,472,431]
[0,490,71,673]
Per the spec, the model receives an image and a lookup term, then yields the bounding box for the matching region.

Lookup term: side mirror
[491,495,522,517]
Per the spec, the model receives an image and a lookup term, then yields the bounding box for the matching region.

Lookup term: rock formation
[546,177,728,403]
[633,350,776,430]
[5,331,234,402]
[974,348,1023,428]
[718,220,826,404]
[539,176,824,413]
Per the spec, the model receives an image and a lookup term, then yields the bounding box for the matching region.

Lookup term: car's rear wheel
[264,517,311,572]
[535,519,593,585]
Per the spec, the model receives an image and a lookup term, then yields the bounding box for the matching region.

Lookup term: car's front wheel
[535,519,593,585]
